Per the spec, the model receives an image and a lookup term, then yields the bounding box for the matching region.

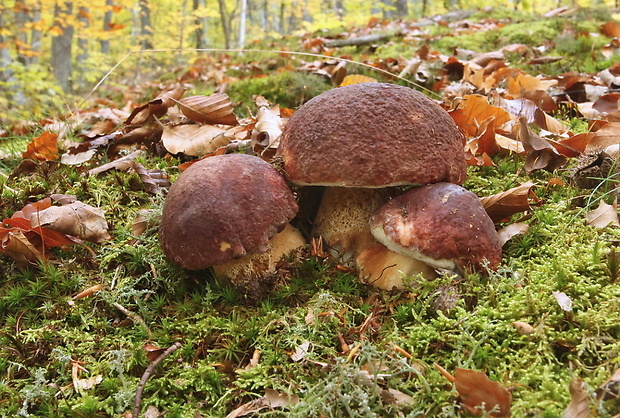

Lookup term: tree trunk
[76,6,89,90]
[178,0,187,64]
[139,0,153,49]
[51,1,74,93]
[193,0,209,49]
[101,0,114,54]
[239,0,247,48]
[217,0,231,49]
[14,0,30,65]
[394,0,408,17]
[30,0,42,64]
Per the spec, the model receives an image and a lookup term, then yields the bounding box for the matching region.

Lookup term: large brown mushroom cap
[159,154,298,270]
[277,82,467,187]
[369,183,502,272]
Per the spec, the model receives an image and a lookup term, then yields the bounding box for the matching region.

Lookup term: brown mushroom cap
[277,82,467,187]
[369,183,502,272]
[159,154,298,270]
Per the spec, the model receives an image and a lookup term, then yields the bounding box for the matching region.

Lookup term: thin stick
[133,342,182,418]
[112,302,152,337]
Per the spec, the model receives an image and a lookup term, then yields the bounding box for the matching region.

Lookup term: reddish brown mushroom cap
[277,82,467,187]
[369,183,502,272]
[159,154,298,270]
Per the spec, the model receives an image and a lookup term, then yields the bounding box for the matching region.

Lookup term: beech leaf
[480,181,535,223]
[23,131,59,161]
[562,378,589,418]
[585,199,619,229]
[161,124,230,156]
[454,368,511,417]
[29,202,112,243]
[517,117,566,172]
[178,94,238,125]
[226,389,299,418]
[497,222,529,246]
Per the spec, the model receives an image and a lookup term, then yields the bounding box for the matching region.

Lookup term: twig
[112,302,152,337]
[133,342,182,418]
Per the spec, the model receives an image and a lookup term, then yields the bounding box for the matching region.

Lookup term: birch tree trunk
[239,0,247,49]
[51,1,74,93]
[76,6,89,90]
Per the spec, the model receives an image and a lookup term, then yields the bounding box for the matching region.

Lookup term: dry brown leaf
[480,181,535,223]
[73,284,103,299]
[562,378,589,418]
[586,121,620,152]
[497,222,529,246]
[23,131,59,161]
[226,389,299,418]
[586,199,619,228]
[87,150,144,175]
[0,229,44,264]
[601,21,620,38]
[596,368,620,402]
[161,124,230,156]
[131,209,159,237]
[178,94,238,125]
[29,202,112,243]
[252,105,284,152]
[380,388,414,406]
[517,117,566,172]
[126,89,186,125]
[507,73,557,97]
[454,368,511,417]
[144,343,165,361]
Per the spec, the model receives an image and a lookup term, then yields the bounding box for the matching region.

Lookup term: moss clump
[227,71,331,114]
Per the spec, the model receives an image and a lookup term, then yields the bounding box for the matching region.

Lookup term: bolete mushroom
[159,153,304,296]
[277,82,467,288]
[370,183,502,274]
[278,82,467,187]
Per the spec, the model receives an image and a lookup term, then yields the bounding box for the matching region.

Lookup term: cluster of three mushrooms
[278,82,502,289]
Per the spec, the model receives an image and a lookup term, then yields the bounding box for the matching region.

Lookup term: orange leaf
[22,131,59,161]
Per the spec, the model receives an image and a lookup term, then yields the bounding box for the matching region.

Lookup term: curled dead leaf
[29,202,112,243]
[161,124,230,156]
[562,378,589,418]
[480,181,535,223]
[226,388,299,418]
[178,94,238,125]
[454,368,512,417]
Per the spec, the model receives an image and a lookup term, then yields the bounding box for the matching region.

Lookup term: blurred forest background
[0,0,617,119]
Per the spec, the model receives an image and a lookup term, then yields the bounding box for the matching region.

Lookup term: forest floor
[0,5,620,417]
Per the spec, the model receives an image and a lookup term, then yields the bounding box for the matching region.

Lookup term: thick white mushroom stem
[212,224,305,283]
[356,244,436,290]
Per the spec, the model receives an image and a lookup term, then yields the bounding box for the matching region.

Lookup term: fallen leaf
[23,131,59,161]
[126,88,186,125]
[73,284,103,299]
[480,181,535,223]
[596,368,620,402]
[517,117,567,172]
[226,389,299,418]
[252,104,284,153]
[161,124,230,156]
[29,202,112,243]
[144,344,165,361]
[454,368,511,417]
[585,199,619,229]
[552,291,573,312]
[339,74,377,86]
[0,228,44,264]
[87,150,144,175]
[497,222,529,246]
[291,341,311,362]
[380,388,413,406]
[562,378,589,418]
[178,94,238,125]
[450,95,512,139]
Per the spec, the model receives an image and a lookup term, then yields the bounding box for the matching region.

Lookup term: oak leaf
[585,199,619,228]
[454,368,511,417]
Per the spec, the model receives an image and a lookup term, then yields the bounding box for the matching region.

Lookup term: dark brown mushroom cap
[159,154,298,270]
[369,183,502,272]
[277,82,467,187]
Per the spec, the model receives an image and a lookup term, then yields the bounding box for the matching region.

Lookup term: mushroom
[370,183,502,274]
[277,82,467,288]
[159,153,304,296]
[278,82,467,187]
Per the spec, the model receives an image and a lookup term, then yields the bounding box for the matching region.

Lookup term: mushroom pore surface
[369,183,502,272]
[277,82,467,187]
[159,154,298,270]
